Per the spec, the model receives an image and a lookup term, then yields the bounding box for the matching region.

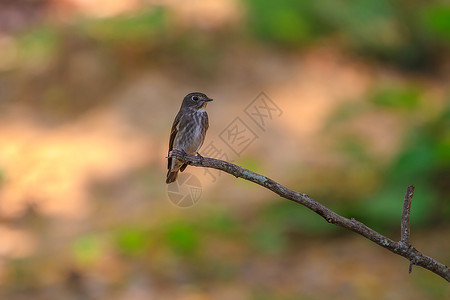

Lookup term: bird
[166,92,213,184]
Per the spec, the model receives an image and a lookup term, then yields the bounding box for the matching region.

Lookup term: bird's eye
[192,96,199,101]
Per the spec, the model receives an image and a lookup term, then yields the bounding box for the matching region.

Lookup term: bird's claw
[196,152,204,164]
[171,149,192,163]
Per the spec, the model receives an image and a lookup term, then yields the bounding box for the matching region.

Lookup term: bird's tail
[166,170,178,184]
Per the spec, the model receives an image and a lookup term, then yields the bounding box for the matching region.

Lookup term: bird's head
[181,92,213,110]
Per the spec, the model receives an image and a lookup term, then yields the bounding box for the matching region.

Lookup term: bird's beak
[203,98,213,102]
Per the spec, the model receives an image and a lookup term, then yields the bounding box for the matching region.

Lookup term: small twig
[401,185,415,246]
[171,149,450,282]
[401,185,415,274]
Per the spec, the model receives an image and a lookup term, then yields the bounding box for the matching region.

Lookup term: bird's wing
[168,112,181,169]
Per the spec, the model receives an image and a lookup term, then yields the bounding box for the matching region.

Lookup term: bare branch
[401,185,415,246]
[171,149,450,282]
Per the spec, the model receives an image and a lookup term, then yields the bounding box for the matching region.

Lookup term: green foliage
[391,133,436,180]
[260,201,337,235]
[243,0,321,47]
[435,136,450,165]
[72,234,103,266]
[201,208,239,236]
[314,0,402,50]
[114,227,150,257]
[245,0,402,50]
[434,107,450,163]
[0,1,449,295]
[370,85,422,110]
[240,156,263,173]
[326,82,450,229]
[362,185,435,228]
[339,136,371,163]
[324,102,366,131]
[17,26,61,68]
[169,33,221,76]
[360,99,450,227]
[78,8,168,44]
[419,3,450,43]
[249,222,286,254]
[414,267,450,298]
[244,0,449,69]
[164,221,200,255]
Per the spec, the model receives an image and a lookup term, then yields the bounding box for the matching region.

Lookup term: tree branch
[401,185,414,247]
[400,185,415,273]
[171,149,450,282]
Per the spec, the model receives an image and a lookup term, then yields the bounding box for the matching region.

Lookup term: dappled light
[0,0,449,299]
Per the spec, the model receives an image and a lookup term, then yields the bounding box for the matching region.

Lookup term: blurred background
[0,0,449,299]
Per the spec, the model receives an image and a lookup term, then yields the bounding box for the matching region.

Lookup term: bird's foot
[182,150,192,163]
[166,150,173,159]
[196,152,204,164]
[172,149,192,164]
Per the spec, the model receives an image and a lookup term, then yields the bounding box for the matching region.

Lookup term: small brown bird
[166,92,213,184]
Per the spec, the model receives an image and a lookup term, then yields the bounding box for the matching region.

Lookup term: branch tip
[400,185,415,246]
[169,153,450,282]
